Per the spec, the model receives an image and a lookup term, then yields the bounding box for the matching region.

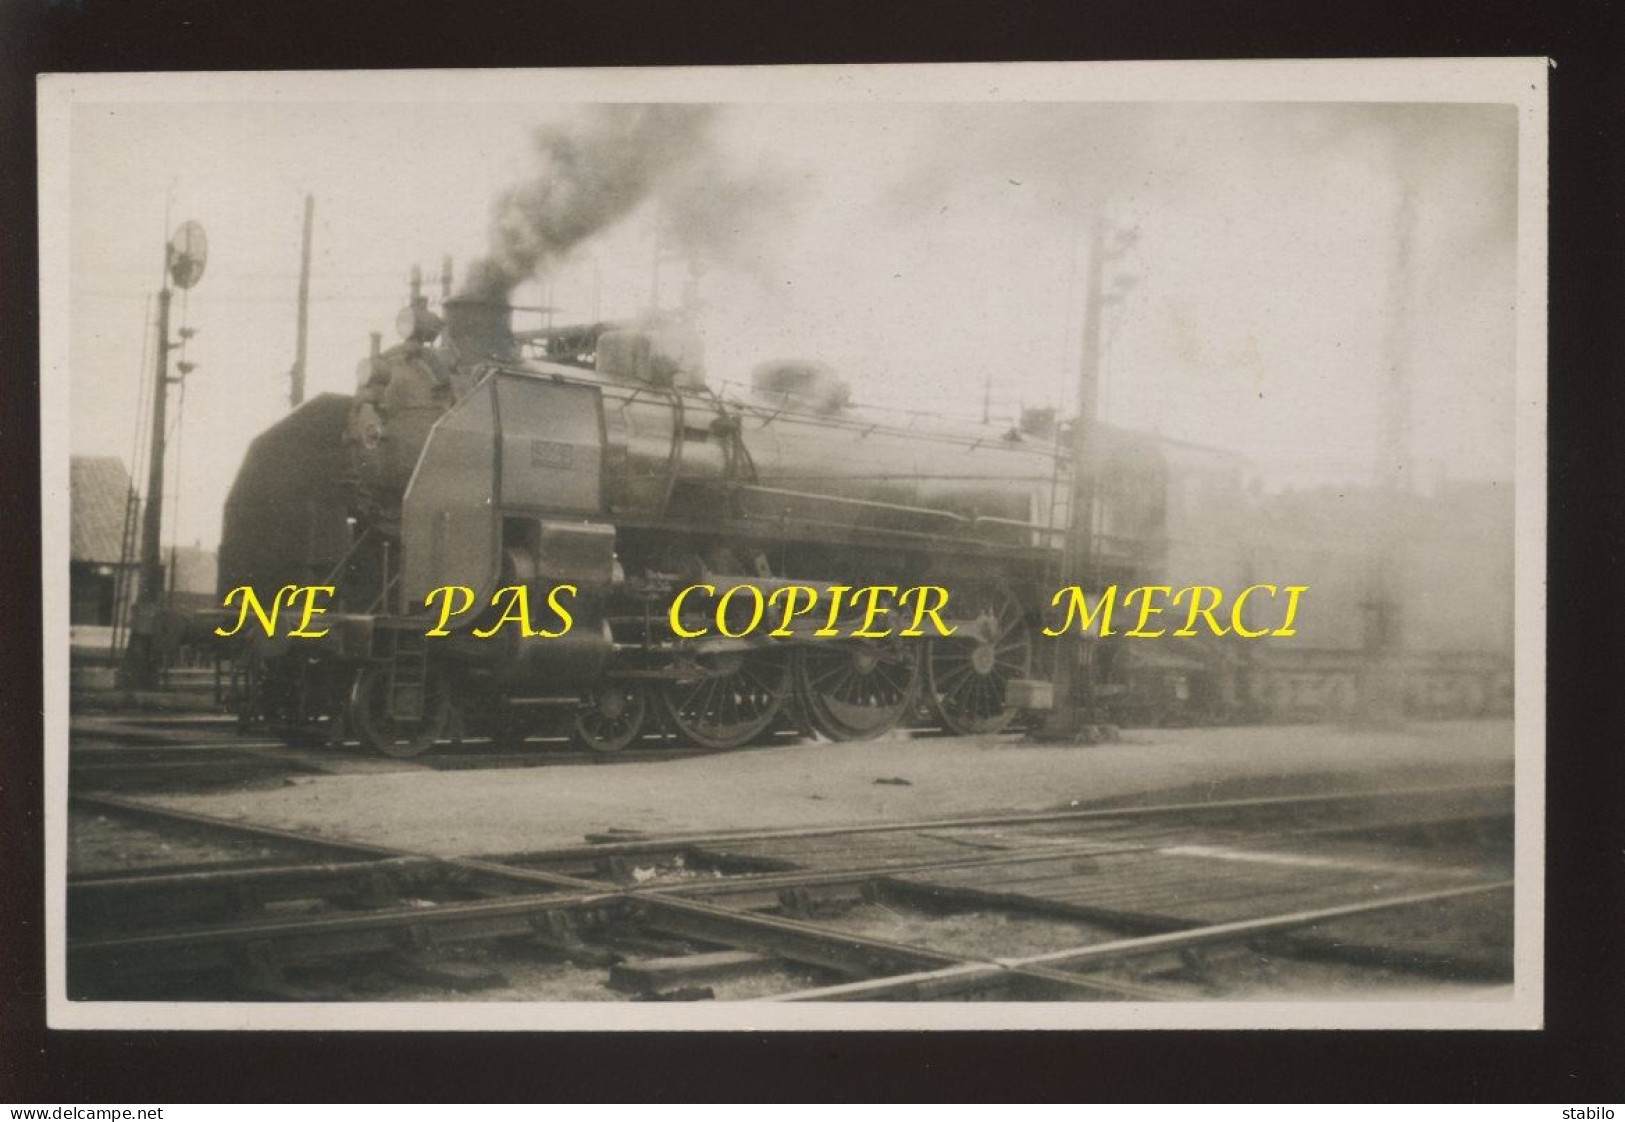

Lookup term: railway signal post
[122,221,206,690]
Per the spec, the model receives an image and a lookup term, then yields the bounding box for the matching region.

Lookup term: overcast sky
[66,96,1518,550]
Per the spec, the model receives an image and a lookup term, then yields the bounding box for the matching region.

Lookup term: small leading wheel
[571,681,649,754]
[926,583,1034,735]
[656,649,791,750]
[794,640,920,741]
[348,665,450,759]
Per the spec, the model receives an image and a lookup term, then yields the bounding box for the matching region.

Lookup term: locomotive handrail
[971,514,1067,539]
[712,377,1024,432]
[967,517,1151,550]
[731,483,972,525]
[733,511,1055,556]
[761,471,1073,485]
[728,485,1164,557]
[366,573,401,617]
[658,385,686,518]
[316,523,376,590]
[504,360,1071,459]
[710,383,1036,450]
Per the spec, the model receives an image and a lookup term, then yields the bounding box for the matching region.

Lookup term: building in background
[70,455,219,663]
[70,456,138,659]
[1143,444,1514,724]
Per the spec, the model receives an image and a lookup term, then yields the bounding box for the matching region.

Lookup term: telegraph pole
[1057,219,1109,736]
[1380,188,1417,502]
[1358,185,1418,726]
[1071,217,1109,583]
[289,193,314,408]
[1070,217,1137,573]
[1076,217,1107,428]
[647,205,687,317]
[649,212,663,312]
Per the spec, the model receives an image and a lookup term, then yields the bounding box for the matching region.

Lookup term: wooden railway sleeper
[524,909,620,967]
[775,882,868,919]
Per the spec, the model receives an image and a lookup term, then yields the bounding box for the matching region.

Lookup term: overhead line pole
[1039,215,1133,740]
[289,193,314,408]
[1071,216,1108,578]
[1359,184,1417,727]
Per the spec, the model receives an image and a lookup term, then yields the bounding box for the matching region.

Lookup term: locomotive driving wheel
[926,583,1034,736]
[793,640,921,741]
[570,680,649,754]
[348,665,451,759]
[656,649,791,750]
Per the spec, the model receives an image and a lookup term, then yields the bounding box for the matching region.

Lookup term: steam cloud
[463,104,800,302]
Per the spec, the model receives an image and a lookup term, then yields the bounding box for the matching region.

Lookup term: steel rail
[68,889,622,982]
[761,879,1514,1002]
[69,864,1154,1001]
[75,783,1509,879]
[70,798,1509,930]
[71,854,444,896]
[625,894,1164,1001]
[69,735,721,764]
[639,806,1508,904]
[70,888,616,958]
[68,746,721,786]
[70,793,600,892]
[67,789,1514,1001]
[500,780,1515,864]
[65,796,1168,998]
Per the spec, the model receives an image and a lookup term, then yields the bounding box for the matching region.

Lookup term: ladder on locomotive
[1041,442,1078,589]
[379,625,429,721]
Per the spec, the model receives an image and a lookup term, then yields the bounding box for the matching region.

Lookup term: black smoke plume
[463,104,798,302]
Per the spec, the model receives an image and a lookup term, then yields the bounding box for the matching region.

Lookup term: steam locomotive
[216,295,1168,756]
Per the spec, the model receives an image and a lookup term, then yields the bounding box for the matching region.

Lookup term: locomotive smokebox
[442,297,518,363]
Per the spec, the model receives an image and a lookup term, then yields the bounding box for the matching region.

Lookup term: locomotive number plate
[530,439,576,469]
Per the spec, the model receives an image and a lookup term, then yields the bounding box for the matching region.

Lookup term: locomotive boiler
[218,295,1169,756]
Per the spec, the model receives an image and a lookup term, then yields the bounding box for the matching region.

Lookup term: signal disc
[167,220,208,290]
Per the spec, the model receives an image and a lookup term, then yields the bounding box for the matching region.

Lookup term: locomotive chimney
[442,297,517,363]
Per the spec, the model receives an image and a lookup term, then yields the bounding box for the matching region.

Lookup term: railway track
[68,710,1513,794]
[68,730,760,791]
[68,783,1514,1002]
